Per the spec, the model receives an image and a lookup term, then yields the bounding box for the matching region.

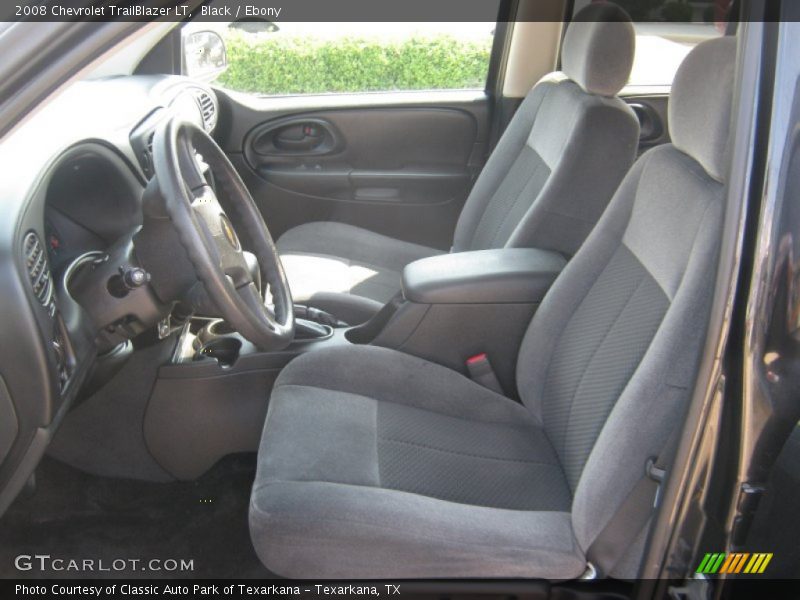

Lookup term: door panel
[217,91,489,250]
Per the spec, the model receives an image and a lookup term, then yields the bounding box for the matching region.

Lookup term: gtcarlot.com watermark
[14,554,194,573]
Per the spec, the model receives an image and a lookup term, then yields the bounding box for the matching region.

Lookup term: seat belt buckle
[646,457,666,508]
[466,353,504,395]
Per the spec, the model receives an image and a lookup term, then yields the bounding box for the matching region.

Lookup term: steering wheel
[151,117,294,350]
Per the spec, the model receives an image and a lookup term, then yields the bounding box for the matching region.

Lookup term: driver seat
[249,37,735,579]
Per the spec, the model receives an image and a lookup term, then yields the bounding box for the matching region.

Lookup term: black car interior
[0,0,772,584]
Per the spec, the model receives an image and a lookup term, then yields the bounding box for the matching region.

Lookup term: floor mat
[0,454,272,579]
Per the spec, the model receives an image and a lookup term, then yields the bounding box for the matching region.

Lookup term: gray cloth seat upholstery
[277,222,441,324]
[277,3,640,323]
[250,346,582,579]
[251,35,736,580]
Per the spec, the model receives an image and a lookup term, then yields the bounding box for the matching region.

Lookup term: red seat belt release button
[466,353,504,395]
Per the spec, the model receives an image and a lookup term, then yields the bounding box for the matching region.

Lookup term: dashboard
[0,74,219,513]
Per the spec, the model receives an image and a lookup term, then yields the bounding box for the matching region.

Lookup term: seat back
[515,36,736,573]
[452,3,639,257]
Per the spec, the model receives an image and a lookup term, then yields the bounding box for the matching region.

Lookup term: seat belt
[585,424,682,578]
[465,353,505,395]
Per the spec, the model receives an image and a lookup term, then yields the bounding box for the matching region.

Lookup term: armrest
[401,248,566,305]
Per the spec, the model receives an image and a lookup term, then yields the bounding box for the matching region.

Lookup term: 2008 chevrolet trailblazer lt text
[0,0,798,598]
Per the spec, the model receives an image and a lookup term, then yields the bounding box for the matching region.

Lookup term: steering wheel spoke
[236,281,274,330]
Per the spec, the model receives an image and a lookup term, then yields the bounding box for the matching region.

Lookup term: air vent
[23,231,53,306]
[196,91,217,131]
[137,131,155,179]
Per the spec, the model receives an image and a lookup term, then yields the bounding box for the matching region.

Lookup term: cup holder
[208,320,235,336]
[194,337,241,368]
[196,319,237,346]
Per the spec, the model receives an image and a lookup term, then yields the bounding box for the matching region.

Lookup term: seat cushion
[250,345,584,579]
[277,222,441,323]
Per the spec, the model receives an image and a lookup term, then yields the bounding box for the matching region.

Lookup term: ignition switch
[107,266,151,298]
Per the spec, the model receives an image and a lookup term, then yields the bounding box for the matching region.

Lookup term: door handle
[250,118,340,157]
[274,135,322,152]
[274,123,324,151]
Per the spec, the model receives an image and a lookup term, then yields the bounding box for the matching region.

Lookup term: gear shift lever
[294,304,347,327]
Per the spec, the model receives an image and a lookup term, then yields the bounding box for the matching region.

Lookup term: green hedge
[216,33,492,95]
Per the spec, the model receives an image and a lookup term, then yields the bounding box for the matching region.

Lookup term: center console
[143,247,566,479]
[366,248,566,398]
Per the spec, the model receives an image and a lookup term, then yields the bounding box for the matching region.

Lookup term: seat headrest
[561,2,635,97]
[669,36,736,182]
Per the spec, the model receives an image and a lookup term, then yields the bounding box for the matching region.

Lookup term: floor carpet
[0,454,272,579]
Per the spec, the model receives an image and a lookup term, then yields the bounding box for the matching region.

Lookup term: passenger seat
[278,2,640,324]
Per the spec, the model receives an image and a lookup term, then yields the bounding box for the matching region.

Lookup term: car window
[206,22,496,97]
[629,22,722,86]
[570,0,726,87]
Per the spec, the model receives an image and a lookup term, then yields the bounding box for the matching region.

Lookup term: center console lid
[402,248,567,305]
